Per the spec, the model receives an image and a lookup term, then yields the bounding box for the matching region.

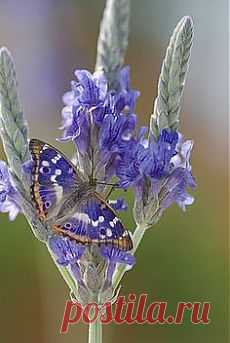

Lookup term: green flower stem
[87,224,147,343]
[88,317,102,343]
[113,224,148,290]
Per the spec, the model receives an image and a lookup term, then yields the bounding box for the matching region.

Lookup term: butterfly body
[54,183,94,221]
[29,139,133,251]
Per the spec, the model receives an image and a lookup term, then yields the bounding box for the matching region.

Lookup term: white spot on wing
[52,154,62,165]
[92,220,99,227]
[42,161,50,167]
[106,228,113,237]
[109,221,114,228]
[51,175,57,182]
[74,213,90,224]
[113,217,119,225]
[98,216,104,223]
[54,184,63,203]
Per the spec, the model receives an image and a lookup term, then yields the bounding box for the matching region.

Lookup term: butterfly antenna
[96,181,120,188]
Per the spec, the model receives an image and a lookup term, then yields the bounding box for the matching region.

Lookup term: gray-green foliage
[113,17,194,296]
[0,48,49,241]
[96,0,130,88]
[150,16,194,138]
[0,48,29,185]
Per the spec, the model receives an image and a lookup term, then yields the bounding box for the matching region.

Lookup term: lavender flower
[116,128,196,226]
[0,59,196,305]
[47,60,196,305]
[0,5,195,342]
[0,161,21,220]
[59,66,139,181]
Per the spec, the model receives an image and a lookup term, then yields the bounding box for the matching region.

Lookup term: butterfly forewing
[29,139,82,220]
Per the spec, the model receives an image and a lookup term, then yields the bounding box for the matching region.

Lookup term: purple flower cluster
[49,233,135,291]
[52,65,196,298]
[0,63,196,304]
[60,66,196,211]
[60,66,140,178]
[117,129,196,211]
[0,161,21,220]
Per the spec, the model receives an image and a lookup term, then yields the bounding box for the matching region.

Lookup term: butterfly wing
[29,139,83,220]
[29,139,132,251]
[52,193,133,251]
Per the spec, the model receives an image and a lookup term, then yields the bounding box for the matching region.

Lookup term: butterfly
[29,139,133,251]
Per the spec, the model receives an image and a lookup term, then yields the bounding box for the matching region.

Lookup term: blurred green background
[0,0,228,342]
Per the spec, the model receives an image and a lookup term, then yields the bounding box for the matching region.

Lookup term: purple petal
[161,168,196,210]
[0,200,20,221]
[70,263,85,286]
[100,246,135,266]
[171,139,194,170]
[48,236,85,265]
[22,159,34,175]
[108,198,128,212]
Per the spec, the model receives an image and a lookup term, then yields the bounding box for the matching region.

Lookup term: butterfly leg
[104,186,115,200]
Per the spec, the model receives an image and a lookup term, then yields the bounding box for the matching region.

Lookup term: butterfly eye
[64,223,72,229]
[40,166,51,174]
[45,201,51,209]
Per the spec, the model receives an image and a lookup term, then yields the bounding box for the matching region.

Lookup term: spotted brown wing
[29,139,83,220]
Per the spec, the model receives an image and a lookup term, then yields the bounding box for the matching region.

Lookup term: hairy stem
[88,318,102,343]
[113,224,148,290]
[48,245,76,292]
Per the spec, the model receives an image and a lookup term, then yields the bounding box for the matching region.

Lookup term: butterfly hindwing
[52,193,133,251]
[29,139,82,220]
[29,139,132,251]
